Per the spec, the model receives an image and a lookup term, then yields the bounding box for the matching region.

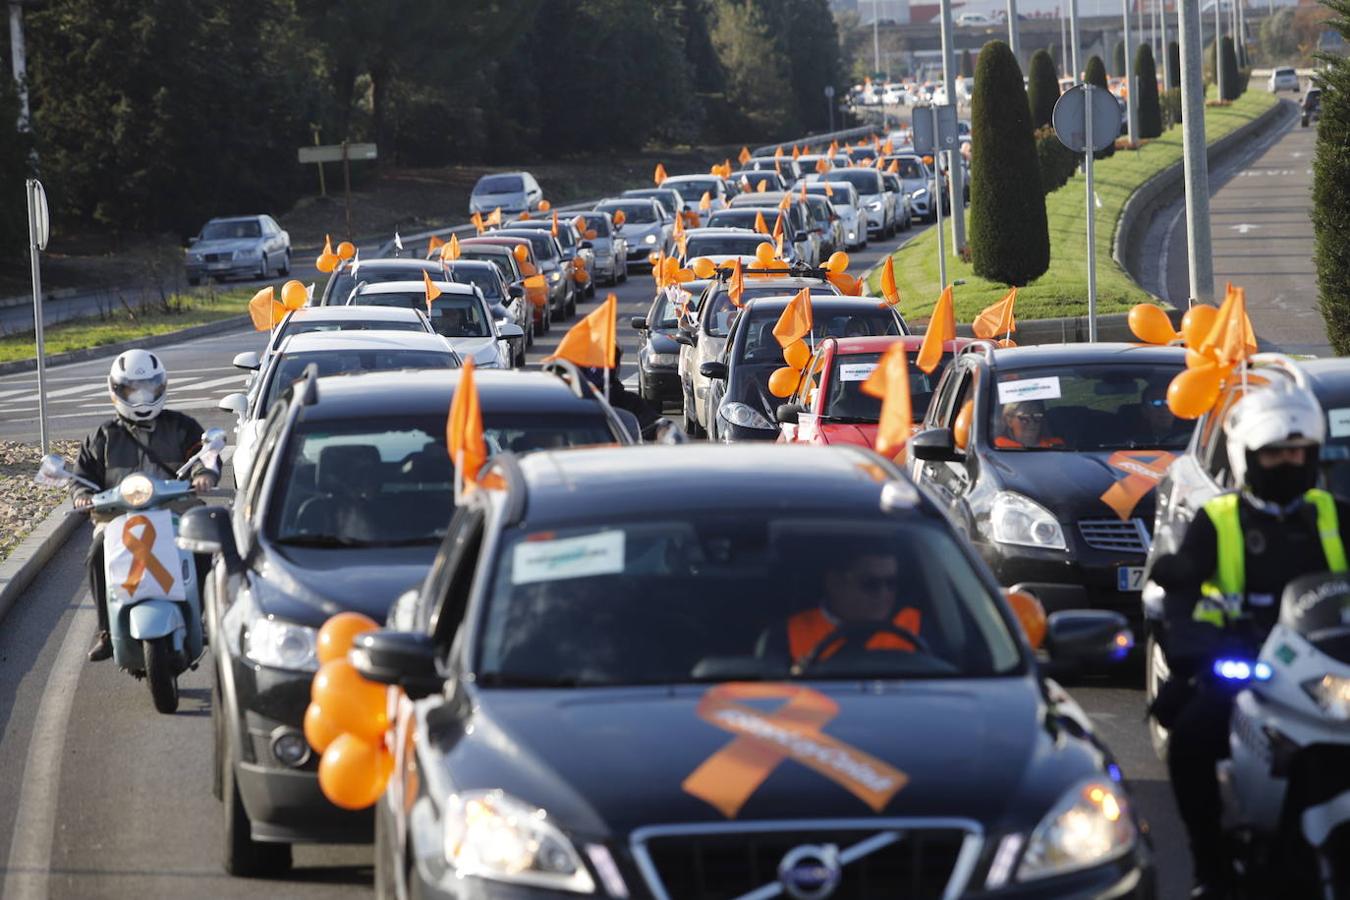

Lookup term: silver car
[594,198,672,265]
[469,171,543,216]
[574,212,628,285]
[346,281,523,370]
[185,215,290,285]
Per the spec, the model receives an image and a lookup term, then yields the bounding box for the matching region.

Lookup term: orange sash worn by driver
[788,607,923,663]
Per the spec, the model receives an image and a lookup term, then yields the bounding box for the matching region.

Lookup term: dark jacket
[71,410,214,501]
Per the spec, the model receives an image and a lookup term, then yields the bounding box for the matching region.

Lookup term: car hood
[648,331,681,354]
[253,544,437,625]
[985,447,1176,524]
[444,336,504,366]
[818,421,878,449]
[620,222,662,238]
[450,679,1049,835]
[190,238,260,254]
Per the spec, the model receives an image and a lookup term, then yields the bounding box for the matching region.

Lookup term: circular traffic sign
[1052,84,1121,153]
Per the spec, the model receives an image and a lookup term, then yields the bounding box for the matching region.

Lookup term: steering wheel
[794,621,934,674]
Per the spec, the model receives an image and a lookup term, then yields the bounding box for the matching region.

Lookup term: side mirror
[177,505,242,572]
[579,240,594,250]
[507,284,525,299]
[1044,611,1133,664]
[673,330,697,347]
[232,351,261,371]
[218,393,248,416]
[910,427,963,462]
[793,231,809,243]
[700,361,729,380]
[497,323,524,339]
[776,403,801,425]
[630,316,648,331]
[350,631,442,700]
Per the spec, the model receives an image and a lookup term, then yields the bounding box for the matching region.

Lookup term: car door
[692,289,729,427]
[918,362,981,531]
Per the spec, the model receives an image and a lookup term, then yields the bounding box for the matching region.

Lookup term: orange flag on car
[738,146,752,164]
[441,234,461,262]
[860,342,914,461]
[815,158,831,174]
[754,211,769,235]
[778,194,791,212]
[887,160,900,174]
[823,181,834,197]
[447,358,487,489]
[774,146,784,160]
[699,191,712,211]
[486,208,502,227]
[773,288,814,348]
[247,286,285,331]
[471,212,485,234]
[423,271,442,311]
[880,257,901,308]
[428,234,445,256]
[828,140,839,156]
[546,293,618,369]
[756,180,768,193]
[792,144,801,160]
[1201,283,1258,368]
[654,163,668,185]
[972,287,1018,339]
[772,214,784,242]
[882,139,894,154]
[551,211,559,237]
[917,285,955,374]
[728,258,746,307]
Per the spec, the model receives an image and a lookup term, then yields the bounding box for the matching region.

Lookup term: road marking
[2,602,96,900]
[177,374,247,392]
[1231,224,1260,235]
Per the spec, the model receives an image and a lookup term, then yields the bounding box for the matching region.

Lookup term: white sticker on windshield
[838,363,878,382]
[998,376,1061,404]
[512,531,625,585]
[1329,408,1350,438]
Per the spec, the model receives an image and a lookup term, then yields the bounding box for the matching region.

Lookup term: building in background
[858,0,912,24]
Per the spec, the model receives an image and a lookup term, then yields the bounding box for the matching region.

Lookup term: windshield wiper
[273,534,369,548]
[476,673,592,688]
[819,415,877,424]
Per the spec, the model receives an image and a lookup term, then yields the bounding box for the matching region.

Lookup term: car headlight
[443,790,596,894]
[549,270,562,283]
[719,401,775,430]
[648,352,679,367]
[643,232,658,244]
[119,474,155,508]
[868,201,883,211]
[1304,674,1350,719]
[1018,779,1136,881]
[244,617,319,671]
[912,188,929,198]
[989,491,1066,550]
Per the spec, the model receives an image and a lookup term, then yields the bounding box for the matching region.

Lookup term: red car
[777,335,972,449]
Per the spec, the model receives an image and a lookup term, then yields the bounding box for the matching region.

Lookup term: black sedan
[910,343,1187,627]
[178,368,634,878]
[632,286,692,409]
[362,444,1153,899]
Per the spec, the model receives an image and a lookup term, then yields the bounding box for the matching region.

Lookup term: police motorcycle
[1202,572,1350,899]
[35,428,226,714]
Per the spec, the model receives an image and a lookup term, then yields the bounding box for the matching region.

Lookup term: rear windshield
[496,232,556,261]
[263,349,455,412]
[893,158,926,180]
[276,319,426,343]
[350,292,492,338]
[325,266,438,306]
[597,202,658,224]
[446,265,503,300]
[475,175,524,194]
[737,307,902,361]
[667,179,719,202]
[684,235,770,259]
[201,219,261,240]
[703,287,840,338]
[818,171,883,194]
[459,249,516,281]
[817,350,951,422]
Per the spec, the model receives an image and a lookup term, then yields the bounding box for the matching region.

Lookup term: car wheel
[211,672,224,801]
[525,319,534,348]
[279,252,290,276]
[222,738,293,877]
[1146,631,1171,761]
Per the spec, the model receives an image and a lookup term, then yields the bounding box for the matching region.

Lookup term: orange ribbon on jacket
[120,514,175,595]
[682,683,907,818]
[1099,450,1177,521]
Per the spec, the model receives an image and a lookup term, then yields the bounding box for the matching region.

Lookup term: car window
[497,232,556,261]
[598,202,657,224]
[650,289,683,329]
[577,214,610,237]
[668,179,719,202]
[459,250,517,281]
[823,351,951,422]
[737,307,902,364]
[795,349,830,410]
[476,175,524,194]
[446,266,505,300]
[684,235,768,258]
[262,348,456,412]
[278,320,427,342]
[244,401,291,527]
[476,515,1022,685]
[703,286,841,338]
[202,219,261,240]
[351,292,492,338]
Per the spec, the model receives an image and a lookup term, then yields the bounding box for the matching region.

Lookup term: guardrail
[751,124,883,157]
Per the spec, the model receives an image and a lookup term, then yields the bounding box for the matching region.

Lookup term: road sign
[911,104,958,155]
[27,179,48,251]
[823,85,836,98]
[297,142,378,164]
[1052,84,1120,153]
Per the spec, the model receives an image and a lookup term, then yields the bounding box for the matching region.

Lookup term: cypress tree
[1219,35,1241,100]
[969,40,1050,286]
[1027,48,1061,128]
[961,48,974,77]
[1135,43,1162,138]
[1314,0,1350,353]
[1083,55,1117,157]
[1113,40,1127,77]
[1167,40,1180,90]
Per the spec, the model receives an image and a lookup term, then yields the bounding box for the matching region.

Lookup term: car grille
[204,252,234,262]
[1078,517,1150,554]
[634,824,971,900]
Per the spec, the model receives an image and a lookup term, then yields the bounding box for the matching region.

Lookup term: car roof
[661,174,719,182]
[1293,358,1350,405]
[284,306,426,323]
[207,215,263,223]
[276,329,453,354]
[299,369,608,420]
[462,236,531,250]
[743,295,895,312]
[343,259,442,275]
[826,336,971,354]
[444,259,499,271]
[978,342,1187,368]
[353,280,479,298]
[708,275,831,291]
[686,227,762,237]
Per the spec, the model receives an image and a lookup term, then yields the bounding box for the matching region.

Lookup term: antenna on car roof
[539,358,593,401]
[300,362,320,406]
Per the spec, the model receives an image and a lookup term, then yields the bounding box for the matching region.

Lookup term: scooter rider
[71,349,218,662]
[1150,383,1350,899]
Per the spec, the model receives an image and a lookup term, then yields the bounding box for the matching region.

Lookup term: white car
[808,169,894,238]
[220,330,460,487]
[1269,66,1300,92]
[800,180,866,249]
[345,280,522,370]
[956,11,993,26]
[468,171,542,216]
[657,175,731,216]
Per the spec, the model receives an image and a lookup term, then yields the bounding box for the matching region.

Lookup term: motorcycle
[35,428,226,714]
[1213,572,1350,899]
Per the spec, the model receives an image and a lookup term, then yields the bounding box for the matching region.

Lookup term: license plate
[1117,566,1145,592]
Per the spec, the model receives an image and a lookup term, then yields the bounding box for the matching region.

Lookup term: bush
[1220,36,1241,100]
[1135,44,1163,138]
[1027,49,1061,128]
[1035,125,1079,194]
[1083,55,1116,158]
[1113,40,1127,77]
[969,40,1050,286]
[1313,0,1350,353]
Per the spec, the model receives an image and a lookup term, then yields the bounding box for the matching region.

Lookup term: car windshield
[704,287,840,337]
[805,198,833,225]
[737,172,781,189]
[668,179,719,201]
[201,219,261,240]
[476,514,1022,686]
[350,292,492,338]
[459,250,515,280]
[266,414,615,548]
[894,159,926,180]
[577,214,610,238]
[328,267,437,306]
[625,191,677,216]
[497,232,556,261]
[991,364,1190,452]
[684,235,768,258]
[816,351,951,422]
[806,185,857,207]
[828,171,884,195]
[475,175,523,194]
[737,308,902,364]
[263,349,455,412]
[599,202,657,224]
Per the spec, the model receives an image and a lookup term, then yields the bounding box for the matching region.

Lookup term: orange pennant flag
[882,139,894,155]
[672,214,685,239]
[860,342,914,461]
[828,140,839,156]
[471,211,485,234]
[654,162,668,185]
[778,194,791,212]
[1200,284,1257,367]
[776,232,786,260]
[972,287,1018,339]
[754,211,769,235]
[756,180,768,193]
[823,181,834,197]
[699,191,712,211]
[917,285,955,374]
[738,146,752,164]
[427,234,445,256]
[791,145,801,160]
[728,258,746,307]
[815,158,831,174]
[547,292,618,369]
[774,146,784,159]
[880,257,901,308]
[653,250,667,288]
[887,159,900,174]
[486,208,502,227]
[247,286,285,331]
[441,234,461,262]
[447,358,487,489]
[772,214,784,242]
[773,288,814,348]
[423,270,442,311]
[551,211,559,237]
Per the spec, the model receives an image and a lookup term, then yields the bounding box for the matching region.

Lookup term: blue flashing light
[1253,661,1273,681]
[1107,763,1123,782]
[1214,659,1254,681]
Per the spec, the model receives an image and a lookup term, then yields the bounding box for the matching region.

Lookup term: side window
[1204,386,1246,486]
[796,352,829,409]
[427,506,486,651]
[945,370,977,432]
[926,362,964,428]
[241,402,290,526]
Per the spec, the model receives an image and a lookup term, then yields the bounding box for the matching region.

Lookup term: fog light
[271,729,311,768]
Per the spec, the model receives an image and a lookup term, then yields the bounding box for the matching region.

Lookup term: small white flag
[394,230,403,251]
[305,282,315,303]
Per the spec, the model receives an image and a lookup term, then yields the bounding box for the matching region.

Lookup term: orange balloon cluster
[304,612,393,811]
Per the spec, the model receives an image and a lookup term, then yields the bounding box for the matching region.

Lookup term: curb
[0,315,251,377]
[0,501,85,629]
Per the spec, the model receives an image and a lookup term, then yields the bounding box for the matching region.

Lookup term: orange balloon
[768,366,802,398]
[317,733,386,810]
[1185,348,1216,370]
[584,229,598,240]
[317,611,380,665]
[996,338,1017,348]
[303,702,343,754]
[574,268,590,284]
[538,199,551,211]
[513,244,529,263]
[336,241,356,260]
[1181,303,1219,348]
[755,242,776,265]
[953,399,973,450]
[1166,366,1221,419]
[612,210,627,226]
[311,658,388,742]
[316,253,338,274]
[281,280,307,310]
[826,251,850,274]
[691,257,717,279]
[783,340,810,370]
[1128,303,1177,345]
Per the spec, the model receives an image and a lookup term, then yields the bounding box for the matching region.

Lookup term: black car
[910,343,1187,626]
[506,217,597,300]
[632,286,691,408]
[362,444,1153,900]
[491,228,577,321]
[703,295,909,443]
[178,368,635,877]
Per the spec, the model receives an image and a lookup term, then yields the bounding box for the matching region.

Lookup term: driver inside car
[994,399,1066,449]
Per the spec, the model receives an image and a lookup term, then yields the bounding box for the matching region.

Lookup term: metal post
[873,2,881,77]
[937,0,965,252]
[1137,0,1144,62]
[9,1,31,134]
[1085,86,1098,342]
[1061,8,1069,78]
[341,140,353,240]
[1123,0,1138,146]
[1179,0,1214,303]
[1007,0,1021,63]
[1214,0,1225,101]
[312,128,327,199]
[1069,0,1081,80]
[26,179,47,453]
[931,106,947,291]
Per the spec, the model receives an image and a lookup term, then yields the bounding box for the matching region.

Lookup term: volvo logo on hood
[777,843,841,900]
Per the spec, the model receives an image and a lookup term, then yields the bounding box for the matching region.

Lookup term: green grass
[0,287,253,364]
[866,90,1278,323]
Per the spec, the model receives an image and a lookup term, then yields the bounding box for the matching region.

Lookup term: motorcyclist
[1150,383,1350,899]
[71,349,219,662]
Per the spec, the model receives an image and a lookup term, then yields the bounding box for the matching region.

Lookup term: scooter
[36,429,226,714]
[1214,572,1350,899]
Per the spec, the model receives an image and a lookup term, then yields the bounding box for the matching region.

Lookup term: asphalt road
[0,216,1191,899]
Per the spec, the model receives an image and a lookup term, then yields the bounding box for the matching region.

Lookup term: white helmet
[1224,382,1324,492]
[108,349,167,422]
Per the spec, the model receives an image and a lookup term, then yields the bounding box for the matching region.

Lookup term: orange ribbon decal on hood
[120,514,176,595]
[682,683,907,818]
[1099,450,1177,521]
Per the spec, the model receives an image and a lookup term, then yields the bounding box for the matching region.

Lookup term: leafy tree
[711,0,799,139]
[969,41,1049,285]
[1219,35,1241,100]
[1135,43,1162,138]
[781,0,846,133]
[1027,48,1061,128]
[1314,0,1350,353]
[0,74,32,268]
[1113,40,1127,77]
